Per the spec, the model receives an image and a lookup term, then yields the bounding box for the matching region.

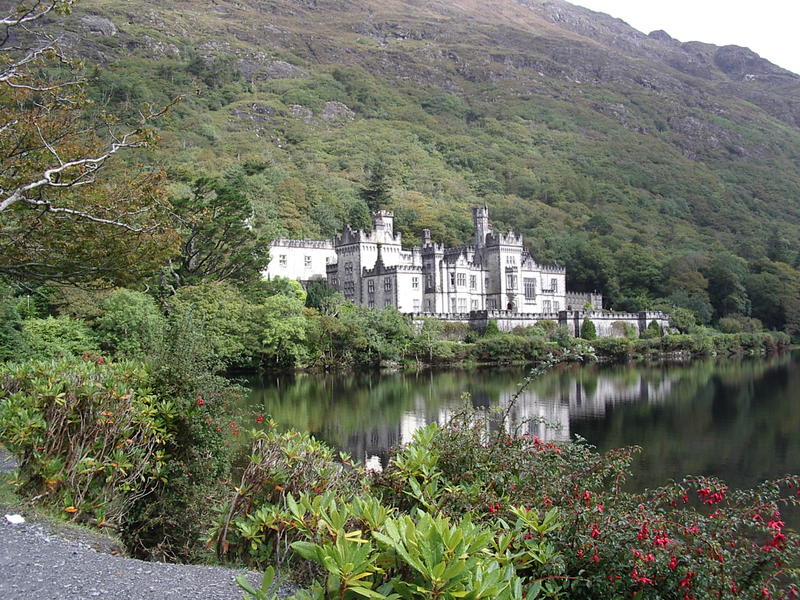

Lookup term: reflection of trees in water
[243,352,799,485]
[572,352,799,491]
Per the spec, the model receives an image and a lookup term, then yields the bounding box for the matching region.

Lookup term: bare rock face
[714,45,792,81]
[265,60,310,79]
[321,101,355,122]
[80,15,118,36]
[648,30,676,44]
[290,104,314,123]
[230,103,277,135]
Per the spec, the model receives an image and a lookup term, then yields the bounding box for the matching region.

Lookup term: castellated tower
[372,210,394,240]
[473,204,491,248]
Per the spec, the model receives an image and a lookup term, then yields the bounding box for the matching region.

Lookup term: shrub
[0,353,236,562]
[233,403,800,600]
[669,307,697,333]
[440,321,472,341]
[592,337,633,361]
[483,319,500,336]
[580,319,597,340]
[641,319,662,339]
[21,315,99,359]
[536,319,558,335]
[551,325,573,347]
[167,281,255,365]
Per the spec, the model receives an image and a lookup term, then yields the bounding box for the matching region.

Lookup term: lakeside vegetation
[2,353,799,597]
[0,279,791,372]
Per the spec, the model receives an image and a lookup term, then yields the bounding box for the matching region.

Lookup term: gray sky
[569,0,800,75]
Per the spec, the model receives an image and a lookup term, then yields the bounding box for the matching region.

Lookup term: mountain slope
[13,0,800,330]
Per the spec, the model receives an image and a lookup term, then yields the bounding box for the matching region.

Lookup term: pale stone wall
[272,208,621,325]
[265,239,336,282]
[410,310,670,338]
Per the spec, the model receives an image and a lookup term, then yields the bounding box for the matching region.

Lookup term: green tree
[166,173,268,290]
[359,158,392,213]
[96,289,166,358]
[305,279,342,314]
[22,315,99,359]
[256,294,309,368]
[668,307,697,333]
[414,317,446,361]
[0,281,26,360]
[704,253,750,318]
[167,282,253,365]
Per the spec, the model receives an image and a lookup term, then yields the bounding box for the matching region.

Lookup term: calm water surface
[245,350,800,491]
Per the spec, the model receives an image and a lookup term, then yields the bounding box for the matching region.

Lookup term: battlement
[538,264,566,273]
[270,238,334,250]
[486,230,523,247]
[362,264,423,277]
[334,227,402,247]
[565,291,603,310]
[421,242,446,254]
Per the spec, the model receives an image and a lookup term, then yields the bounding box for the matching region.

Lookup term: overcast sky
[569,0,800,75]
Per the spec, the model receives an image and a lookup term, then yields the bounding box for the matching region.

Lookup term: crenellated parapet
[363,263,424,277]
[485,230,523,247]
[421,242,446,254]
[270,238,335,249]
[538,264,566,274]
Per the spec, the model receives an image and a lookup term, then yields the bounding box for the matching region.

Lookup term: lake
[245,350,799,492]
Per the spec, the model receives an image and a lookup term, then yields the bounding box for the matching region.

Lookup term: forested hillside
[8,0,800,333]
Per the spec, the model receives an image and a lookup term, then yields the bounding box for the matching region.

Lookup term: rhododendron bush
[226,405,799,599]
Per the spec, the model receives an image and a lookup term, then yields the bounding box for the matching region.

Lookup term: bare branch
[0,1,74,28]
[0,130,142,213]
[22,198,147,231]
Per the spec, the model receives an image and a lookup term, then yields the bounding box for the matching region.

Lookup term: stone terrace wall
[410,310,671,338]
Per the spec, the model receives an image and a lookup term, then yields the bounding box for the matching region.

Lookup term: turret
[372,210,394,236]
[473,204,491,248]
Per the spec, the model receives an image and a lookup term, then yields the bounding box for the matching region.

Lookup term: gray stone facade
[324,207,586,315]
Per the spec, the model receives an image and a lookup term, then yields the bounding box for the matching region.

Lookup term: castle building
[266,206,602,315]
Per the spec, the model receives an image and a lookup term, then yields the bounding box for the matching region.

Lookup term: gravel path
[0,448,297,600]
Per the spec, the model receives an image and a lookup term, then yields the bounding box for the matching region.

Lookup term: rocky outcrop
[321,101,355,122]
[80,15,118,36]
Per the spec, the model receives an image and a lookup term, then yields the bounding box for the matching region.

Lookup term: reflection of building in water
[343,372,678,467]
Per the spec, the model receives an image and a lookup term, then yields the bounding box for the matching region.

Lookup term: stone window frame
[524,277,536,300]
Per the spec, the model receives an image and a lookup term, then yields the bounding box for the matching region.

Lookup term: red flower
[654,532,672,547]
[577,550,584,558]
[196,397,205,406]
[669,555,678,570]
[592,553,600,564]
[590,523,601,538]
[256,415,264,423]
[637,522,649,540]
[631,569,653,585]
[678,571,696,589]
[763,532,786,550]
[767,518,784,531]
